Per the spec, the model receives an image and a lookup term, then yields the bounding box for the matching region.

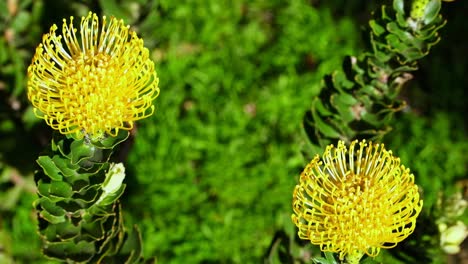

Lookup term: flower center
[62,53,128,136]
[330,172,391,250]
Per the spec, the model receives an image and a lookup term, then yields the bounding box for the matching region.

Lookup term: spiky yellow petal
[292,140,423,260]
[27,12,159,139]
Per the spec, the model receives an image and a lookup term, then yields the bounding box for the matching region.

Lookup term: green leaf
[324,252,339,264]
[331,94,357,123]
[423,0,441,25]
[36,180,50,197]
[420,17,446,37]
[393,0,405,15]
[74,184,101,204]
[332,71,354,90]
[313,252,339,264]
[120,226,144,264]
[43,240,95,263]
[361,255,380,264]
[38,198,68,224]
[52,155,79,177]
[49,181,73,198]
[360,110,381,126]
[380,5,392,21]
[395,11,408,27]
[80,218,105,240]
[39,210,66,225]
[40,198,66,217]
[37,156,63,181]
[387,23,422,49]
[369,20,385,37]
[42,221,80,241]
[313,99,333,117]
[41,223,58,241]
[372,43,393,62]
[311,108,341,138]
[332,92,357,106]
[53,135,71,159]
[93,130,129,149]
[386,34,409,54]
[70,140,97,165]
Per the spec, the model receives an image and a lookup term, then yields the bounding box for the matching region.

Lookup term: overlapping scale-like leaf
[34,130,147,263]
[303,0,446,151]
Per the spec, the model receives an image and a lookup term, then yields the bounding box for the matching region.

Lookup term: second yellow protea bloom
[292,140,423,261]
[27,12,159,139]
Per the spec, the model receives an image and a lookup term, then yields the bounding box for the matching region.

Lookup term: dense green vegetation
[0,0,466,263]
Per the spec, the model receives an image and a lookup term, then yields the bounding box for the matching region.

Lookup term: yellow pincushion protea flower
[292,140,423,262]
[27,12,159,139]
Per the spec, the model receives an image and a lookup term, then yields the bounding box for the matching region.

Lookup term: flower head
[292,140,423,260]
[27,12,159,139]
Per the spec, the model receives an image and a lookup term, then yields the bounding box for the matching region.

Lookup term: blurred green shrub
[124,1,359,262]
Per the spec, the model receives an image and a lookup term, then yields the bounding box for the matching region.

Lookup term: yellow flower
[292,140,423,261]
[27,12,159,139]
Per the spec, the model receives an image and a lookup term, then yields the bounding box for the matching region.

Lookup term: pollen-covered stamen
[61,53,128,134]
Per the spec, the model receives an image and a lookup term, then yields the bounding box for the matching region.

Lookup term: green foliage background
[0,0,466,263]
